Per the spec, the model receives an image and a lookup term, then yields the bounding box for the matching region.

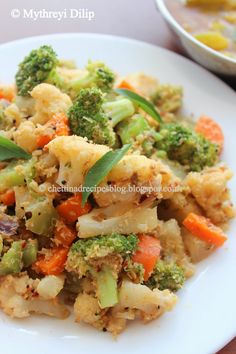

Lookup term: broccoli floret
[156,123,219,171]
[71,233,138,261]
[15,46,115,97]
[151,84,183,114]
[95,265,118,308]
[68,87,116,146]
[145,260,185,292]
[66,233,138,309]
[102,98,135,127]
[66,233,138,277]
[123,257,145,283]
[15,45,59,96]
[71,61,115,94]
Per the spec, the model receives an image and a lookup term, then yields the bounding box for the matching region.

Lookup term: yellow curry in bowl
[166,0,236,59]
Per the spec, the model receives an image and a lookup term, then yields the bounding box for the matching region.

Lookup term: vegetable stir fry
[0,46,234,335]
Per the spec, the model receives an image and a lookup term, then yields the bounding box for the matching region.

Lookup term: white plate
[0,33,236,354]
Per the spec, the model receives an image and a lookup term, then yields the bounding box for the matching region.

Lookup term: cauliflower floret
[36,275,64,300]
[77,201,158,238]
[93,181,140,207]
[157,219,195,277]
[47,135,176,201]
[30,83,72,125]
[74,293,107,330]
[0,274,69,319]
[34,151,58,180]
[4,103,22,127]
[48,135,109,187]
[182,227,216,263]
[14,96,35,118]
[121,73,159,98]
[13,120,38,152]
[57,66,87,81]
[74,281,177,335]
[158,192,202,224]
[113,280,177,322]
[186,165,235,225]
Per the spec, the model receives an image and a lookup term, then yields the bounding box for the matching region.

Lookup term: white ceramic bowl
[156,0,236,76]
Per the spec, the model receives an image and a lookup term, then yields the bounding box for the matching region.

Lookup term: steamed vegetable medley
[167,0,236,59]
[0,45,234,335]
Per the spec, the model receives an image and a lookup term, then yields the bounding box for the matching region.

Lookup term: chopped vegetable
[117,114,161,156]
[102,98,135,127]
[187,0,228,6]
[117,80,138,92]
[69,60,115,94]
[155,123,219,171]
[69,233,138,263]
[0,136,31,161]
[0,241,23,276]
[0,212,18,236]
[0,236,2,254]
[0,189,15,206]
[15,45,59,96]
[95,265,118,308]
[67,233,138,308]
[132,234,161,281]
[194,32,229,50]
[115,88,163,123]
[57,194,92,224]
[36,113,69,148]
[68,88,116,146]
[22,239,38,267]
[195,115,224,153]
[25,196,57,236]
[117,114,151,144]
[183,212,227,247]
[0,159,35,193]
[15,45,115,97]
[145,260,185,292]
[81,144,131,206]
[151,84,183,114]
[54,219,77,247]
[0,87,15,102]
[34,247,68,275]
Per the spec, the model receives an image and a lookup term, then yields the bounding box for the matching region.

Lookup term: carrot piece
[36,135,52,149]
[117,80,137,91]
[33,247,68,275]
[52,113,70,137]
[56,194,92,224]
[132,234,161,281]
[0,189,15,206]
[54,219,77,247]
[36,113,70,148]
[195,115,224,154]
[183,213,227,247]
[0,88,15,102]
